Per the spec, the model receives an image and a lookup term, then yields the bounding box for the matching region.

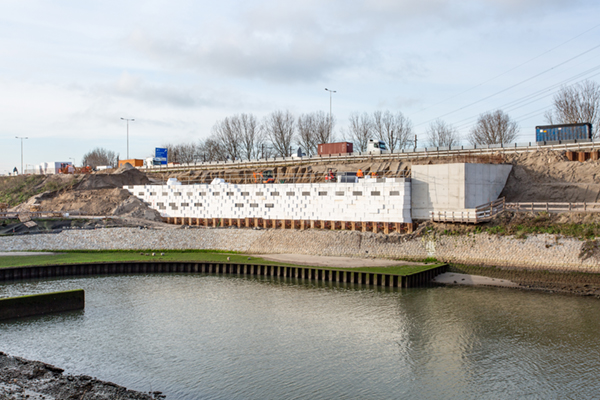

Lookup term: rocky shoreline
[0,352,165,400]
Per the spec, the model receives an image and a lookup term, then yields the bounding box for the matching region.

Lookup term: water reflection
[1,275,599,399]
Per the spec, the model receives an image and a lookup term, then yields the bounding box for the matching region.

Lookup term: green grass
[0,250,445,276]
[0,175,79,207]
[0,250,291,269]
[477,222,600,240]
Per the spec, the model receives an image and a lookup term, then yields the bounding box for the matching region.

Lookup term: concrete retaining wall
[411,163,512,219]
[0,289,84,320]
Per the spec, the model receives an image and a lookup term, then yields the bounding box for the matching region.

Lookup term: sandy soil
[254,253,426,268]
[433,272,519,288]
[501,149,600,202]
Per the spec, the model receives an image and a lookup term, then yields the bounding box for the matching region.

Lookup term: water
[1,274,599,399]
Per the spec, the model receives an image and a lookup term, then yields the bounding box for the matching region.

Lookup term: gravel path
[255,254,423,268]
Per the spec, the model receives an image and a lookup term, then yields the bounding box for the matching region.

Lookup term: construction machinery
[253,170,275,184]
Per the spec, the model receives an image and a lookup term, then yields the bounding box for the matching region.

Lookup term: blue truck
[535,123,593,143]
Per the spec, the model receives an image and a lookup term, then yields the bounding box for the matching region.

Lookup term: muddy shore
[0,352,165,400]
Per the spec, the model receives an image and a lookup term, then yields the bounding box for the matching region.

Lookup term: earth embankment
[5,165,161,222]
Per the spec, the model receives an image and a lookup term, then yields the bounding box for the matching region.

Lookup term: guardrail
[430,198,506,224]
[506,202,600,213]
[140,139,600,173]
[430,199,600,224]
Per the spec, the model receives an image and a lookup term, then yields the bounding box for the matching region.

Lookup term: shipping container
[118,159,144,168]
[317,142,353,155]
[535,123,592,143]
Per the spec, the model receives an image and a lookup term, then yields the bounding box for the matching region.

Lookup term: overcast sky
[1,0,599,173]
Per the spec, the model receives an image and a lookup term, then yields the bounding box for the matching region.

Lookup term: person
[357,169,363,178]
[325,169,335,181]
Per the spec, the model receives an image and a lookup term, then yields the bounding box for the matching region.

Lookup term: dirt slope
[75,164,150,190]
[500,150,600,202]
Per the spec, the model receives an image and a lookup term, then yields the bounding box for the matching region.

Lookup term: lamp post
[15,136,28,175]
[324,88,336,139]
[120,118,135,159]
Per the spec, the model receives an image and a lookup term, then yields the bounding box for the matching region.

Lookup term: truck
[366,139,389,154]
[317,142,353,156]
[535,123,592,143]
[145,157,164,167]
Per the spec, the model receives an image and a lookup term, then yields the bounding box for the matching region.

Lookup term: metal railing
[140,139,600,173]
[506,202,600,213]
[430,198,600,224]
[430,198,506,224]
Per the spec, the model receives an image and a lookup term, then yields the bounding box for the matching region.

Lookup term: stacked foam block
[126,178,411,223]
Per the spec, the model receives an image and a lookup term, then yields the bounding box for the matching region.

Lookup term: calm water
[1,274,599,399]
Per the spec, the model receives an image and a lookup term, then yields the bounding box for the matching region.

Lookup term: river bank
[1,226,599,296]
[0,352,164,399]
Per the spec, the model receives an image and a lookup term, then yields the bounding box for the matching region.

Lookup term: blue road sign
[155,147,168,165]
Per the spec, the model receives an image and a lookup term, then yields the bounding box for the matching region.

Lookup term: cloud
[92,71,230,109]
[123,0,585,84]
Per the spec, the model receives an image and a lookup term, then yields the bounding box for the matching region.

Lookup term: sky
[1,0,599,174]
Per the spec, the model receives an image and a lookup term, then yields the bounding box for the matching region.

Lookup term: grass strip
[0,251,444,276]
[0,251,289,269]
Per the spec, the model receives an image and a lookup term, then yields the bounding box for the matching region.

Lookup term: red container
[317,142,353,155]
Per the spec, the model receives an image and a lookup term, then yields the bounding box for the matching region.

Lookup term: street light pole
[15,136,28,175]
[324,88,336,140]
[120,118,135,159]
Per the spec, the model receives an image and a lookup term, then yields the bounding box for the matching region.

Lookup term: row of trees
[83,80,600,165]
[165,109,416,163]
[424,80,600,147]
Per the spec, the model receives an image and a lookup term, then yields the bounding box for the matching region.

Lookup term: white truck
[366,139,389,154]
[145,157,166,167]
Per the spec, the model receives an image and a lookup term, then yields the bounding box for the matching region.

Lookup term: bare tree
[346,112,372,152]
[264,110,296,157]
[467,110,519,145]
[212,117,241,160]
[297,113,318,156]
[81,147,118,168]
[296,111,335,156]
[426,119,460,147]
[238,113,263,160]
[314,110,334,145]
[546,80,600,125]
[197,137,227,162]
[161,143,199,164]
[545,80,600,137]
[372,110,413,151]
